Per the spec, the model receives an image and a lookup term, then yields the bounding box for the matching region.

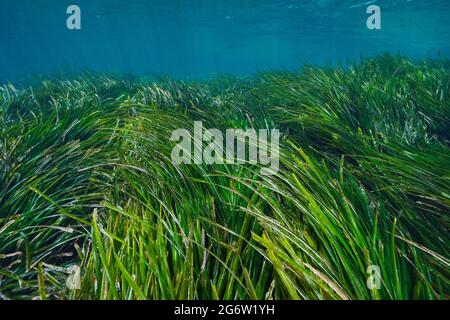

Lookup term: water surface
[1,0,449,81]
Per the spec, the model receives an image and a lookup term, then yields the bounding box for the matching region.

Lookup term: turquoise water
[1,0,449,81]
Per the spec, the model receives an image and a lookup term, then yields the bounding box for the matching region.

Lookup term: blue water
[1,0,449,82]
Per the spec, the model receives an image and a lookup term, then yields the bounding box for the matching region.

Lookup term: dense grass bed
[0,54,449,300]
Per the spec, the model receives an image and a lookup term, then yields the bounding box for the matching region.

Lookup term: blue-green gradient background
[1,0,449,81]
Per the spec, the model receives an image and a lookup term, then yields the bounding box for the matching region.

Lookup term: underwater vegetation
[0,54,449,300]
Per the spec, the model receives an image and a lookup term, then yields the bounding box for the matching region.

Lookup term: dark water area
[1,0,450,83]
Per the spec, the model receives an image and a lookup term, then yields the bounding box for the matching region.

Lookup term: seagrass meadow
[0,54,449,300]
